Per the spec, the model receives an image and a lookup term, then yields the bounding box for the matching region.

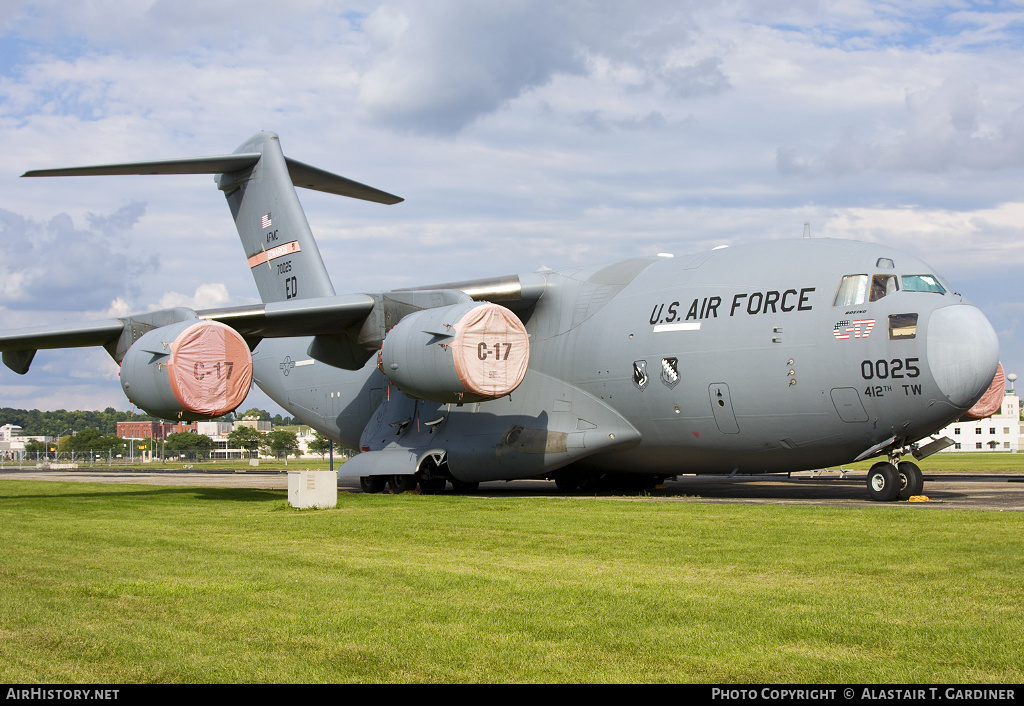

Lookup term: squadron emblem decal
[633,360,649,389]
[660,357,680,389]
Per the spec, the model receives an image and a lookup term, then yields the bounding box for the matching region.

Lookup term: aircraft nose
[926,304,1000,409]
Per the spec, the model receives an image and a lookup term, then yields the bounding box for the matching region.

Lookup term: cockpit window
[833,274,868,306]
[889,313,918,340]
[870,274,899,302]
[902,274,946,294]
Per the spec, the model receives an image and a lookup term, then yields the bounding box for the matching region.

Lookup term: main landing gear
[358,452,476,495]
[358,475,479,494]
[866,458,924,502]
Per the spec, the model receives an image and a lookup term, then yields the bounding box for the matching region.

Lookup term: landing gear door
[709,383,740,434]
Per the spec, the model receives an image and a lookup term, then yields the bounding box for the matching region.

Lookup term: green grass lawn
[1,480,1022,683]
[845,452,1024,473]
[10,451,1024,474]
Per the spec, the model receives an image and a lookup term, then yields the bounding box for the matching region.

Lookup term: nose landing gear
[866,452,925,502]
[867,461,901,501]
[897,460,924,500]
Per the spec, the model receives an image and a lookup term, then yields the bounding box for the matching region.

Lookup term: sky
[0,0,1023,416]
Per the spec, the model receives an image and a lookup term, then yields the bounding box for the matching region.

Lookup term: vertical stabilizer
[217,132,335,303]
[22,131,402,306]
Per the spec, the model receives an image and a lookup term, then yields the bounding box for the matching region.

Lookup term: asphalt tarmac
[3,467,1024,511]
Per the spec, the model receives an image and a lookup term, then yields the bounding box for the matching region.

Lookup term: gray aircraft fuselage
[5,132,999,499]
[251,237,997,483]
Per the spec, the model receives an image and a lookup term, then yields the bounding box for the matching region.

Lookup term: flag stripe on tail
[247,241,301,268]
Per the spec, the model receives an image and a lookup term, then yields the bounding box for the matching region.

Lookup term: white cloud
[778,78,1024,175]
[151,283,232,311]
[356,2,588,134]
[2,1,1024,411]
[0,203,157,313]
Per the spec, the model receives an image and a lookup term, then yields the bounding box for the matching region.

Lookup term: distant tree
[57,427,126,455]
[164,433,215,461]
[307,432,332,459]
[238,407,271,421]
[261,430,299,459]
[23,439,49,457]
[227,426,263,458]
[0,407,157,436]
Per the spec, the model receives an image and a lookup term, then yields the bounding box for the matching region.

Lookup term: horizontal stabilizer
[22,154,262,178]
[22,154,403,205]
[286,158,403,204]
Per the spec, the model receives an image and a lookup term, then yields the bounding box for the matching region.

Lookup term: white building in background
[0,424,53,460]
[939,390,1021,452]
[0,424,24,442]
[235,418,272,432]
[196,421,233,437]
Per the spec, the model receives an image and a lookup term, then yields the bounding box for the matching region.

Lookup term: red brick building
[116,421,197,440]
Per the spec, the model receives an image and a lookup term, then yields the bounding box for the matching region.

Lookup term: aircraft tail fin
[219,132,339,303]
[23,131,403,305]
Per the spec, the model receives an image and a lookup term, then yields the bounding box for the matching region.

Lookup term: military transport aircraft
[1,132,1001,501]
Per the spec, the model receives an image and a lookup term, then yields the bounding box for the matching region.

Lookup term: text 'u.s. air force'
[650,287,815,325]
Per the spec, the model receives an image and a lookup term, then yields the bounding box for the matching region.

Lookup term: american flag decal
[834,318,876,340]
[261,213,272,229]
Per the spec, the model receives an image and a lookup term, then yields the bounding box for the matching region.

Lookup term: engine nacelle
[379,301,529,403]
[120,320,253,420]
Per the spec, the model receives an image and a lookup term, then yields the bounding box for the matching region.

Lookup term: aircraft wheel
[866,462,900,502]
[359,476,387,494]
[419,477,447,495]
[898,461,924,500]
[554,470,579,492]
[450,479,479,494]
[388,475,418,494]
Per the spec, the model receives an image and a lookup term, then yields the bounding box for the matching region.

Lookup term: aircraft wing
[197,294,376,339]
[0,319,125,374]
[0,274,546,375]
[0,295,376,375]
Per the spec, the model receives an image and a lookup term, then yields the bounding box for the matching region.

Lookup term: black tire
[867,462,900,502]
[388,475,418,494]
[450,479,479,494]
[359,475,387,493]
[554,470,579,492]
[419,477,447,495]
[898,461,924,500]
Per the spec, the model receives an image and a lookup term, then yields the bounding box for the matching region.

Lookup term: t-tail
[22,131,403,304]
